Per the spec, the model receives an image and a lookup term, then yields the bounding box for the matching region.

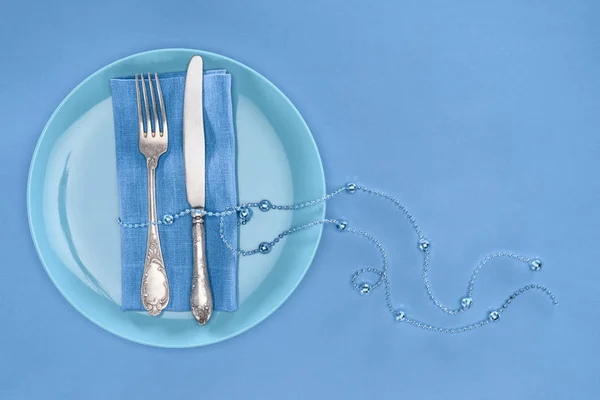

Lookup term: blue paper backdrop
[1,1,599,399]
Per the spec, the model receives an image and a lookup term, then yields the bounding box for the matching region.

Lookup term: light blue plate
[27,49,325,347]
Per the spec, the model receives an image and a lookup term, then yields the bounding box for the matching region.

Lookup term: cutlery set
[136,56,212,324]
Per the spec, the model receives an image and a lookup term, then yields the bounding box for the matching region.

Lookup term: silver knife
[183,55,213,325]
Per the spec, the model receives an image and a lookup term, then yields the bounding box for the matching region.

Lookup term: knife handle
[190,212,213,325]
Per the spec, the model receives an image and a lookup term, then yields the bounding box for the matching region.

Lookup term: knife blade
[183,55,213,325]
[184,55,205,209]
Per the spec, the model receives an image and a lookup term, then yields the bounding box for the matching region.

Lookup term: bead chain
[116,187,348,229]
[218,217,341,257]
[118,183,558,333]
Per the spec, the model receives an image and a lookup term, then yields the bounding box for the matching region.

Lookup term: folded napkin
[110,70,238,312]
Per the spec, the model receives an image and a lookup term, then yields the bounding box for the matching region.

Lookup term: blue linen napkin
[110,70,238,312]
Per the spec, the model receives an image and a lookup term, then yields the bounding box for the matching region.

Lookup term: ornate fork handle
[141,158,169,316]
[190,212,213,324]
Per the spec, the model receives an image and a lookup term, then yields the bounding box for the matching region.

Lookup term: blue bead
[162,214,174,225]
[258,242,271,254]
[258,200,272,212]
[418,238,430,251]
[530,259,542,271]
[394,310,406,321]
[359,282,371,295]
[238,207,253,222]
[460,297,472,309]
[337,221,348,231]
[489,311,500,321]
[346,183,357,193]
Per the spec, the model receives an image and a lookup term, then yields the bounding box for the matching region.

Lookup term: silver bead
[258,200,272,212]
[530,259,542,271]
[346,183,357,193]
[162,214,174,225]
[359,282,371,295]
[394,310,406,321]
[418,238,430,251]
[336,220,348,231]
[258,242,271,254]
[489,310,500,321]
[460,297,472,309]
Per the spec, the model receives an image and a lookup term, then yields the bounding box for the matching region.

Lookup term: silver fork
[136,73,170,316]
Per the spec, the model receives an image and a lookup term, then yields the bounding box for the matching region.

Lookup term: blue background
[1,0,599,399]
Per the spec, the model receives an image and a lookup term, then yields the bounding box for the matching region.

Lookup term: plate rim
[26,47,326,348]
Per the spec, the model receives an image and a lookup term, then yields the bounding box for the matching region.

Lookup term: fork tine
[135,75,144,136]
[147,73,160,137]
[140,74,151,137]
[155,73,167,137]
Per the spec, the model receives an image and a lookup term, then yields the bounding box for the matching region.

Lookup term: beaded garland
[118,183,557,333]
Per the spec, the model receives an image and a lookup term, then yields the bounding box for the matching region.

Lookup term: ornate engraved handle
[190,212,213,324]
[141,161,169,316]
